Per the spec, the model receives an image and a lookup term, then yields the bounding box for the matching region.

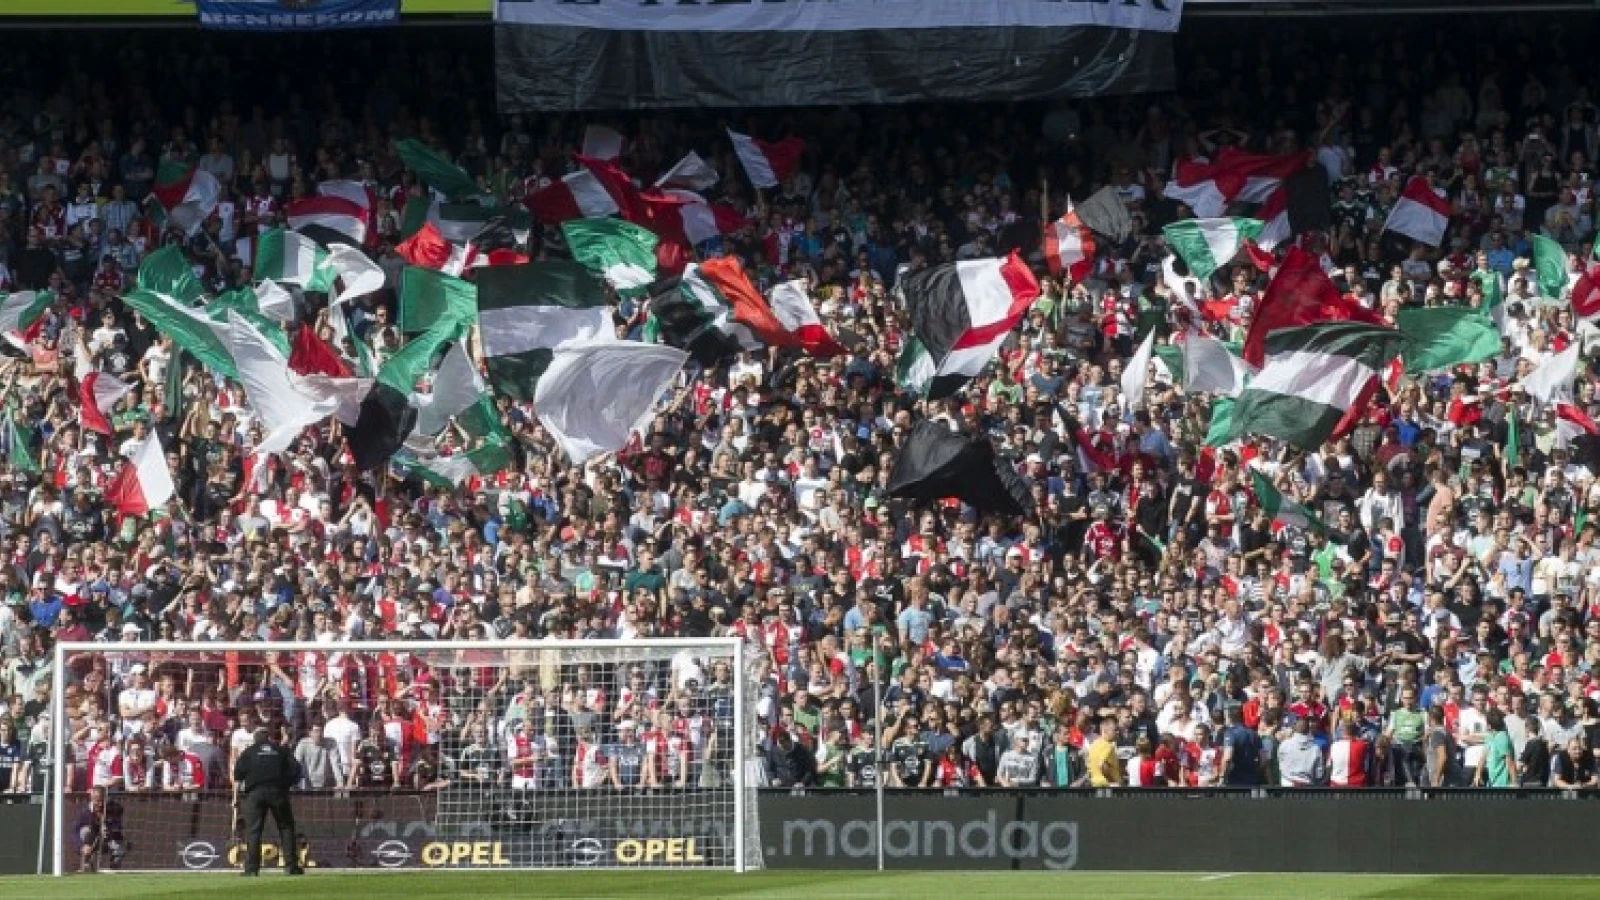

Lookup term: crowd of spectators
[3,16,1600,812]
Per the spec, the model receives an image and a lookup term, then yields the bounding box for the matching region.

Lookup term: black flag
[887,420,1034,516]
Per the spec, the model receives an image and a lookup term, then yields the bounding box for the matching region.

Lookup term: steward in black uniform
[232,727,303,876]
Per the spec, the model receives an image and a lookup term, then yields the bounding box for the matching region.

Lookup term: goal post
[50,637,761,875]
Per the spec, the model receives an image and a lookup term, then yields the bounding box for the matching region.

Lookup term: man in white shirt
[1455,685,1490,778]
[117,668,156,734]
[321,699,363,778]
[175,710,213,753]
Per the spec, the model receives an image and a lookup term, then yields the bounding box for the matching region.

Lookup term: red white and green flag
[147,161,220,235]
[1230,321,1405,450]
[0,290,52,350]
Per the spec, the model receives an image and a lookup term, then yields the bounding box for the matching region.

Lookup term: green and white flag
[399,436,514,488]
[395,138,481,203]
[1161,218,1264,282]
[254,228,335,293]
[475,262,613,401]
[414,342,484,438]
[5,412,38,475]
[1252,470,1327,534]
[1469,267,1505,329]
[896,336,936,396]
[399,267,478,334]
[562,218,658,296]
[1532,234,1572,301]
[1397,306,1500,375]
[1204,397,1237,448]
[1156,332,1247,396]
[208,288,290,359]
[121,288,238,381]
[0,290,52,350]
[1229,321,1404,450]
[137,246,206,305]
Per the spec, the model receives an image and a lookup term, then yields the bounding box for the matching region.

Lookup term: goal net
[49,638,761,874]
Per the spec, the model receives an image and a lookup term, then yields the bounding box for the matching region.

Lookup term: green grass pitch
[2,871,1598,899]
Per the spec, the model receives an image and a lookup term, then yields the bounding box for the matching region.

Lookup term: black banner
[494,26,1174,112]
[759,789,1600,874]
[64,788,731,872]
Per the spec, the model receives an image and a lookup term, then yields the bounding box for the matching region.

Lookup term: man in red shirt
[1082,506,1124,564]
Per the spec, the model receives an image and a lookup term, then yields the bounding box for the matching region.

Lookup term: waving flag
[105,433,175,517]
[1163,148,1312,218]
[1243,247,1386,368]
[290,180,379,247]
[1256,166,1332,251]
[1044,202,1095,280]
[1252,470,1328,535]
[1572,263,1600,321]
[477,262,613,401]
[1556,403,1600,448]
[1532,234,1574,301]
[534,341,688,464]
[147,161,220,235]
[904,253,1041,400]
[254,228,334,292]
[1520,343,1580,405]
[1382,177,1452,247]
[655,151,719,192]
[728,130,804,190]
[227,312,340,455]
[78,366,133,437]
[1162,218,1263,282]
[887,420,1033,516]
[5,412,37,475]
[562,218,659,296]
[1230,322,1405,449]
[686,256,845,355]
[1396,306,1500,375]
[640,189,748,247]
[396,138,479,201]
[766,280,849,357]
[0,291,52,350]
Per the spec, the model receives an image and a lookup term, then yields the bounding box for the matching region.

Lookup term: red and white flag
[766,280,849,357]
[1043,200,1095,281]
[1162,148,1312,218]
[74,342,131,436]
[395,220,478,275]
[1382,176,1452,247]
[654,151,719,192]
[1570,263,1600,320]
[728,129,804,190]
[640,189,748,247]
[78,372,132,436]
[1556,403,1600,446]
[525,156,642,225]
[105,433,176,517]
[1256,185,1291,251]
[288,324,352,378]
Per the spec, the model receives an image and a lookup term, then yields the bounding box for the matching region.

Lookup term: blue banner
[197,0,400,31]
